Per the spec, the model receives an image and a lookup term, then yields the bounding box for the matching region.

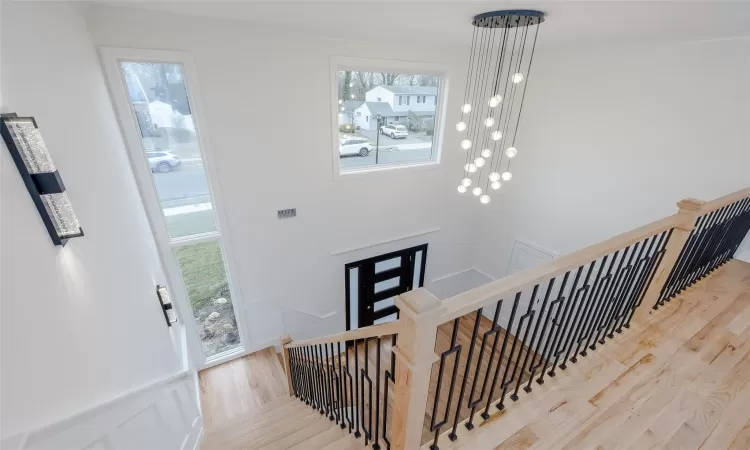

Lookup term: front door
[345,244,427,330]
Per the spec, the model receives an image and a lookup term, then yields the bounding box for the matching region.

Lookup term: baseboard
[182,417,203,450]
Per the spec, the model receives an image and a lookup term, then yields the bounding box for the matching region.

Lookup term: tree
[379,72,399,85]
[406,110,423,132]
[354,71,375,93]
[342,71,353,100]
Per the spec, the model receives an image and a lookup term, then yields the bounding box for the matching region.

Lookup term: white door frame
[99,47,248,369]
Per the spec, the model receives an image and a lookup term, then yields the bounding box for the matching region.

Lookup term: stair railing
[282,187,750,450]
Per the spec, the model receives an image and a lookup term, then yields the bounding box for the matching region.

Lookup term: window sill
[336,159,441,179]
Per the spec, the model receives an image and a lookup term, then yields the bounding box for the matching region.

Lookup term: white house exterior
[338,85,437,130]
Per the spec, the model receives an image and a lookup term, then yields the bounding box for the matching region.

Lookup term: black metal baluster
[606,239,649,338]
[483,292,521,419]
[383,347,394,450]
[697,205,736,279]
[583,250,621,352]
[708,201,746,273]
[559,262,596,370]
[662,216,706,302]
[536,272,571,382]
[524,279,557,392]
[449,309,483,440]
[589,248,631,349]
[430,318,462,450]
[354,339,361,438]
[725,199,750,261]
[466,300,503,430]
[324,344,334,420]
[547,266,586,375]
[504,292,538,404]
[362,338,372,445]
[675,210,720,295]
[316,345,326,415]
[498,294,533,407]
[511,285,540,398]
[374,337,381,450]
[715,200,746,264]
[305,346,315,408]
[345,345,354,433]
[337,342,346,429]
[571,256,609,361]
[579,254,617,356]
[623,230,671,328]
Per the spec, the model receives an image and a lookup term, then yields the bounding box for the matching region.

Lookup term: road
[339,147,433,169]
[154,164,210,206]
[354,129,431,146]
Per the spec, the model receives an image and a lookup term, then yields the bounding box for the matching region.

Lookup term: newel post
[635,198,705,321]
[280,334,294,396]
[391,288,442,450]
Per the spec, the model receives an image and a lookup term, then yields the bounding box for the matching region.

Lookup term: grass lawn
[165,210,216,238]
[174,241,229,310]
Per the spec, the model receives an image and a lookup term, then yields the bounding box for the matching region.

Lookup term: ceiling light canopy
[455,10,545,204]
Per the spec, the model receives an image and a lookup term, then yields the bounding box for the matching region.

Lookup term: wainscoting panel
[5,371,201,450]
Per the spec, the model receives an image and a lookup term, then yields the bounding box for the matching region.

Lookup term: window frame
[330,56,448,179]
[99,47,249,369]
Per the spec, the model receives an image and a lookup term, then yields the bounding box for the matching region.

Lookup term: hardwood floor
[431,259,750,449]
[198,259,750,449]
[199,346,289,433]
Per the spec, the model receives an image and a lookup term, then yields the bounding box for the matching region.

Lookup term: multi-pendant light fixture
[455,10,545,204]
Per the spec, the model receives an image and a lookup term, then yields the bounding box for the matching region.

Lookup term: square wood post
[391,289,443,450]
[280,334,294,396]
[634,198,705,323]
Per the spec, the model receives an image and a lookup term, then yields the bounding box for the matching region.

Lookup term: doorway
[345,244,427,330]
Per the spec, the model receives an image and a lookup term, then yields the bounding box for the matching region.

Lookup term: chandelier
[455,10,545,204]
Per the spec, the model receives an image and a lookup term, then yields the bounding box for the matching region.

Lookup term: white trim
[4,370,199,450]
[330,227,440,255]
[98,47,249,369]
[283,308,338,320]
[471,266,498,282]
[430,267,476,283]
[329,55,450,180]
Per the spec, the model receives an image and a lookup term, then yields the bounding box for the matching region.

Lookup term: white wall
[1,2,184,440]
[473,37,750,279]
[86,7,479,347]
[365,86,395,106]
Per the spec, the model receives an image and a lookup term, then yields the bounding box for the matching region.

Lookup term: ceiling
[103,1,750,49]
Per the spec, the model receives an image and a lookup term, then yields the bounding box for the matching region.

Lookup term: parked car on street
[339,138,372,157]
[380,124,408,139]
[147,151,182,173]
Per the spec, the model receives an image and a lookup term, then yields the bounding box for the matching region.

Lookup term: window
[332,58,445,175]
[102,49,247,368]
[377,97,382,101]
[356,111,361,116]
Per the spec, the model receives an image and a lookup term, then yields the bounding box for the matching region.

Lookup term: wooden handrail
[284,320,401,348]
[699,187,750,214]
[439,214,680,323]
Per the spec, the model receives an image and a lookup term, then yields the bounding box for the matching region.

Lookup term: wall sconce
[1,113,83,246]
[156,285,178,326]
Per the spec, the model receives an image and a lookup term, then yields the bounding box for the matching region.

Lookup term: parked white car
[147,151,182,173]
[339,138,372,157]
[380,124,408,139]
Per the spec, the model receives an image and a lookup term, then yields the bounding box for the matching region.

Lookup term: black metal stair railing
[425,228,671,450]
[655,196,750,309]
[287,333,397,450]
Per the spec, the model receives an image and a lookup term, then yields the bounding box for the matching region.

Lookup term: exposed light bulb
[461,104,472,114]
[491,131,502,141]
[505,147,518,158]
[472,187,482,196]
[480,194,491,204]
[464,163,470,171]
[488,95,502,108]
[457,185,467,193]
[513,73,524,84]
[468,164,477,173]
[481,148,492,158]
[484,117,495,127]
[491,181,502,190]
[338,99,343,104]
[502,171,513,181]
[461,177,472,187]
[456,121,467,132]
[474,157,485,167]
[460,139,472,150]
[488,172,501,182]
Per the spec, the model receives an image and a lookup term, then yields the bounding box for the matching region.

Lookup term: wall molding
[330,227,440,255]
[3,370,201,450]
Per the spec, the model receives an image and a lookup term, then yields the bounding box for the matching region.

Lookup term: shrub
[339,124,355,133]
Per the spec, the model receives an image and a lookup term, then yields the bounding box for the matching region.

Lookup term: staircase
[201,187,750,450]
